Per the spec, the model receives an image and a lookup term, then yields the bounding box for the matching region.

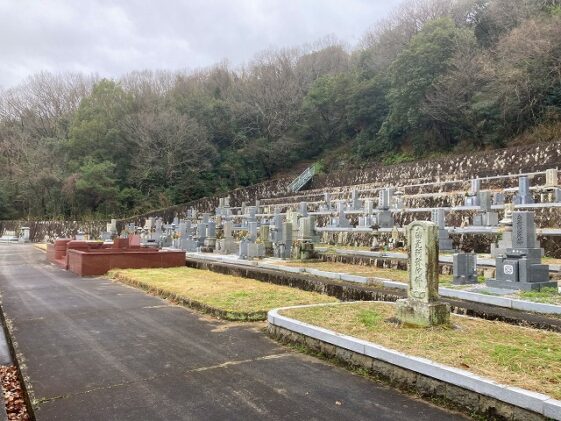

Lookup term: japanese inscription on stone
[407,221,439,303]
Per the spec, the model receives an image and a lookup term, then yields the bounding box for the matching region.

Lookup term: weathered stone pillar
[396,221,450,327]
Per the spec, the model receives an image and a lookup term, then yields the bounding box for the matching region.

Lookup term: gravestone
[108,219,118,235]
[493,192,505,206]
[554,188,561,203]
[470,179,480,195]
[464,179,480,207]
[238,239,249,259]
[393,191,404,210]
[350,189,360,211]
[297,216,316,241]
[248,222,258,241]
[299,202,308,217]
[195,223,206,246]
[204,221,217,249]
[260,225,273,255]
[487,211,557,290]
[19,227,30,243]
[396,221,450,327]
[335,202,351,228]
[513,176,534,205]
[545,168,558,188]
[247,206,257,223]
[377,188,394,228]
[453,252,478,285]
[491,204,514,257]
[215,220,237,254]
[273,222,292,259]
[364,199,374,215]
[324,192,331,210]
[472,191,498,226]
[431,208,453,250]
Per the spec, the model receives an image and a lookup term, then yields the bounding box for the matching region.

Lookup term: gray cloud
[0,0,403,88]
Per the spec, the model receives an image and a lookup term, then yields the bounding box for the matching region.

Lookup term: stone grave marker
[453,252,477,285]
[487,211,557,290]
[396,221,450,327]
[377,188,394,228]
[513,176,534,205]
[350,189,360,211]
[493,192,505,205]
[431,208,453,251]
[299,201,308,217]
[545,168,558,188]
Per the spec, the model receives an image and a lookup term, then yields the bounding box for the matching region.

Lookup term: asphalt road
[0,244,467,420]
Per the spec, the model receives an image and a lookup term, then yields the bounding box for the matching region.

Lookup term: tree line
[1,0,560,220]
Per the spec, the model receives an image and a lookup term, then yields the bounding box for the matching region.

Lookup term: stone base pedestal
[396,299,450,327]
[203,237,216,250]
[452,275,478,285]
[377,210,394,229]
[486,279,558,291]
[292,241,317,260]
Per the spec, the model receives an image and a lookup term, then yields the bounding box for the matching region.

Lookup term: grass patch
[282,302,561,399]
[33,243,47,251]
[109,267,337,321]
[274,260,453,283]
[519,287,561,305]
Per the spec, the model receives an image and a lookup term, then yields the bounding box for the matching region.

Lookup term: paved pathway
[0,244,467,420]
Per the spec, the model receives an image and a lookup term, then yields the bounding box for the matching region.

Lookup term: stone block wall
[0,220,110,243]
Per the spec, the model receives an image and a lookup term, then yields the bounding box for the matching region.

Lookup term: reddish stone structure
[66,248,185,276]
[46,238,185,276]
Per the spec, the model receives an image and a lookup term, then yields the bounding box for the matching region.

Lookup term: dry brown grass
[282,302,561,399]
[33,243,47,252]
[110,267,337,316]
[274,260,453,283]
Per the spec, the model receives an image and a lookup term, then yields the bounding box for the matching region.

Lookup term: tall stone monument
[396,221,450,327]
[487,211,557,290]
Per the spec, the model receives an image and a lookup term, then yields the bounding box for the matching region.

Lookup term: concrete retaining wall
[268,314,559,420]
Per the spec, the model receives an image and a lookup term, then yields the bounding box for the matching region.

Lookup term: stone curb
[268,303,561,420]
[185,253,561,315]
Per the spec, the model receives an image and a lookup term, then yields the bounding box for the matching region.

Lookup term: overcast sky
[0,0,403,89]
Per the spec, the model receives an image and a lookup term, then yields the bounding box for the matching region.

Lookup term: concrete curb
[268,303,561,420]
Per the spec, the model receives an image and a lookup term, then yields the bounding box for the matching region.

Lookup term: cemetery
[3,1,561,419]
[3,141,561,420]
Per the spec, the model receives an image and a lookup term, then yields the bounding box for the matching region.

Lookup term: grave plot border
[185,256,561,328]
[268,303,561,421]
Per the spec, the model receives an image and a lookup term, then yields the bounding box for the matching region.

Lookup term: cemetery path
[0,245,467,421]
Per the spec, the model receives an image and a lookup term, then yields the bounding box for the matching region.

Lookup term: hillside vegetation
[1,0,560,219]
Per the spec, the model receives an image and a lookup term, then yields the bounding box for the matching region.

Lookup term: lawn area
[281,302,561,399]
[518,287,561,305]
[274,260,453,284]
[110,267,337,320]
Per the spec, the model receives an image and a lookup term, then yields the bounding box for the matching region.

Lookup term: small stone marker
[453,252,478,285]
[396,221,450,327]
[545,168,558,188]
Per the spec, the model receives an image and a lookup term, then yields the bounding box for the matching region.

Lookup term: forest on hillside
[1,0,560,220]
